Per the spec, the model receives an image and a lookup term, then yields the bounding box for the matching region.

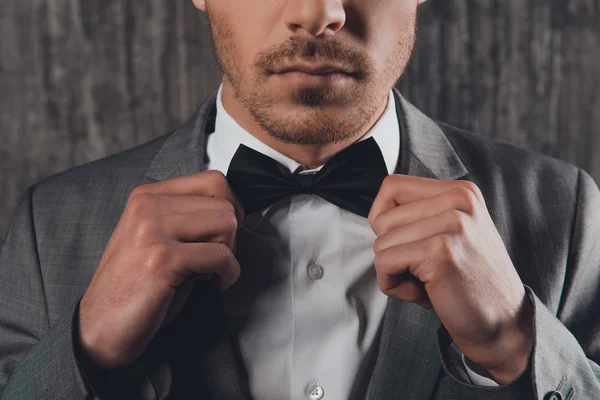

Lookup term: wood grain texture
[1,0,599,240]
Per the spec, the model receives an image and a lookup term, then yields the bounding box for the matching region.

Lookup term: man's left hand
[368,174,534,385]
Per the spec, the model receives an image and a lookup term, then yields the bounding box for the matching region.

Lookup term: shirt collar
[206,84,400,176]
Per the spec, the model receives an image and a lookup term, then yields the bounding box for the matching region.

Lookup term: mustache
[254,36,373,80]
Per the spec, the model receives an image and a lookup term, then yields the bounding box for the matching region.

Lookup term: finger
[157,195,238,217]
[377,271,430,305]
[161,209,238,249]
[415,298,434,310]
[374,234,447,285]
[373,208,469,253]
[162,279,196,327]
[371,186,479,236]
[132,170,245,224]
[127,193,237,220]
[368,175,484,225]
[169,242,241,290]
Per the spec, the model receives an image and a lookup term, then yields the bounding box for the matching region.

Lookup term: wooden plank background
[1,0,599,240]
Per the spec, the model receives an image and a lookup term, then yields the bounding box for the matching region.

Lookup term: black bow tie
[225,137,389,218]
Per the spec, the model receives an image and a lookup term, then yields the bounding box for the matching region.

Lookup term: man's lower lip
[271,71,354,88]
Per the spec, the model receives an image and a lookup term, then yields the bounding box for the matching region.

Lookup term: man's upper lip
[271,62,355,75]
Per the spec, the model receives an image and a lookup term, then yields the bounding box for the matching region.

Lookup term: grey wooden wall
[1,0,599,241]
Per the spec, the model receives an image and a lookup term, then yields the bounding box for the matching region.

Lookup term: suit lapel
[367,89,469,400]
[142,88,470,400]
[144,90,217,182]
[143,92,251,399]
[145,278,251,400]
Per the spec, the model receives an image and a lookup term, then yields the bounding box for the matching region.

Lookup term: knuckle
[223,209,239,233]
[205,170,228,191]
[420,265,438,283]
[373,249,389,274]
[213,242,234,265]
[213,243,240,283]
[446,209,469,234]
[216,205,237,226]
[455,186,479,213]
[127,193,156,217]
[130,184,150,198]
[373,235,387,254]
[132,217,160,246]
[371,215,389,236]
[434,234,454,259]
[381,175,398,192]
[206,169,227,181]
[144,242,173,273]
[373,236,381,253]
[130,183,162,200]
[459,181,484,203]
[215,196,236,214]
[216,209,238,246]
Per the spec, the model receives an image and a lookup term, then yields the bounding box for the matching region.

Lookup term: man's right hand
[77,170,245,371]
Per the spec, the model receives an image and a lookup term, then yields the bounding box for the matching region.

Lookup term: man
[0,0,599,398]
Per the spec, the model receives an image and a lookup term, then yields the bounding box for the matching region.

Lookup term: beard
[205,8,417,146]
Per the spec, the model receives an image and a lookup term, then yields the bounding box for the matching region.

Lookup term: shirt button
[307,384,324,400]
[307,264,324,280]
[544,391,563,400]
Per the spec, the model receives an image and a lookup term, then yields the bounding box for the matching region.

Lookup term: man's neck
[220,81,389,170]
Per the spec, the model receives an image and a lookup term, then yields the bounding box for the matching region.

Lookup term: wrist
[73,299,146,398]
[484,323,533,384]
[475,295,534,384]
[458,293,534,385]
[75,304,105,375]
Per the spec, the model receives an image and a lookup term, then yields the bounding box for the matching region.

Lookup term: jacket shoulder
[438,121,581,187]
[29,132,171,219]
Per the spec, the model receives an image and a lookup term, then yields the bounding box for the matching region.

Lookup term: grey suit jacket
[1,88,600,400]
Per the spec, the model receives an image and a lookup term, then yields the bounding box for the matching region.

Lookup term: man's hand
[368,174,534,384]
[78,170,245,371]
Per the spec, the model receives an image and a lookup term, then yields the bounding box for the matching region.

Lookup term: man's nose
[283,0,346,37]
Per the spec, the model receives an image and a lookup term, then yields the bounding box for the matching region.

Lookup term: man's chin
[288,87,355,108]
[266,99,358,123]
[251,103,365,146]
[263,72,359,108]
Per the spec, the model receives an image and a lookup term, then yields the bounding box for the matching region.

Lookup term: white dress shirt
[206,85,498,399]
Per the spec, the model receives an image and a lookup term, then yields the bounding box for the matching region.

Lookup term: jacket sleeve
[438,168,600,400]
[0,186,91,398]
[0,187,152,400]
[445,342,501,386]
